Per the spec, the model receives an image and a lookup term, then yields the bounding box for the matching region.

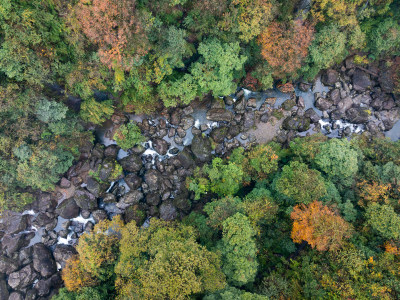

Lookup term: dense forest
[0,0,400,299]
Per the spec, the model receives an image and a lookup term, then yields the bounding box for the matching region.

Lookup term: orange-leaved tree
[258,20,314,79]
[74,0,150,70]
[291,201,352,251]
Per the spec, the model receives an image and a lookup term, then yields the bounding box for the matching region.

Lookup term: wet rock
[346,107,370,124]
[124,173,142,190]
[297,96,305,109]
[298,82,310,92]
[86,177,101,197]
[8,292,23,300]
[8,265,38,289]
[1,212,29,235]
[0,275,8,300]
[192,127,201,136]
[206,108,233,122]
[247,97,257,108]
[103,193,116,204]
[81,210,91,219]
[227,125,240,138]
[282,116,310,132]
[146,193,161,206]
[34,212,55,228]
[379,69,395,93]
[119,153,142,173]
[210,127,228,143]
[174,136,183,145]
[183,105,194,115]
[118,190,144,208]
[37,193,57,213]
[383,98,396,110]
[60,177,71,188]
[0,256,19,275]
[74,190,97,211]
[337,96,353,112]
[2,234,29,256]
[352,94,372,106]
[176,149,195,169]
[191,135,212,162]
[328,89,341,105]
[380,109,400,130]
[124,204,146,225]
[56,198,80,219]
[153,139,169,156]
[104,145,119,158]
[265,97,277,106]
[281,99,296,111]
[181,116,195,130]
[177,127,186,138]
[315,97,333,111]
[352,69,372,91]
[53,245,77,269]
[168,127,176,138]
[243,111,255,130]
[92,210,108,223]
[224,96,234,105]
[170,110,181,125]
[18,246,33,266]
[321,69,339,86]
[159,201,178,221]
[33,243,56,277]
[144,169,162,192]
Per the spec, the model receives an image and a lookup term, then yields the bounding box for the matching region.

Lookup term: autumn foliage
[291,201,352,251]
[357,180,391,207]
[258,20,314,79]
[75,0,149,70]
[62,256,98,292]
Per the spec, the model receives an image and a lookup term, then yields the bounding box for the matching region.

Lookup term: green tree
[275,161,327,204]
[204,286,268,300]
[315,138,359,185]
[113,122,145,151]
[116,219,226,299]
[35,98,68,123]
[190,39,247,97]
[80,98,114,125]
[367,18,400,58]
[219,213,258,287]
[365,203,400,240]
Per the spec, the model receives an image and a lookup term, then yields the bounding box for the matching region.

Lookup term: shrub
[113,122,145,150]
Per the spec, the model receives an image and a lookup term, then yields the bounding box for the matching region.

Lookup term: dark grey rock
[210,127,228,143]
[159,201,178,221]
[8,265,38,289]
[104,145,119,158]
[153,139,169,156]
[1,212,29,235]
[56,198,80,219]
[191,135,212,162]
[86,177,102,197]
[0,275,8,300]
[352,69,372,91]
[8,292,23,300]
[53,245,77,269]
[2,234,29,256]
[124,173,142,190]
[144,169,162,192]
[243,111,255,130]
[119,154,142,174]
[206,108,233,122]
[74,190,97,211]
[315,97,333,111]
[33,243,56,277]
[346,107,370,124]
[282,116,310,132]
[103,193,116,204]
[321,69,339,86]
[0,255,19,275]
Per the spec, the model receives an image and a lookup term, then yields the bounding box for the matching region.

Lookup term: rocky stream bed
[1,60,400,299]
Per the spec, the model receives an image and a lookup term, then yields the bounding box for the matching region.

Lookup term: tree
[115,219,226,299]
[258,20,314,79]
[35,98,68,123]
[204,286,268,300]
[74,0,151,71]
[314,138,359,185]
[204,196,243,230]
[79,98,114,125]
[190,39,247,97]
[219,213,258,287]
[303,24,347,79]
[365,203,400,240]
[113,122,145,151]
[291,201,353,251]
[310,0,361,27]
[242,144,279,182]
[367,18,400,58]
[275,161,327,204]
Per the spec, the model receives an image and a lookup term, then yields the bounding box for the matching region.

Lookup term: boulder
[328,89,341,105]
[1,212,29,235]
[124,173,142,190]
[37,192,57,212]
[104,145,119,158]
[144,169,162,192]
[191,135,212,162]
[2,234,29,256]
[352,69,372,91]
[119,190,144,206]
[304,108,320,123]
[124,205,146,225]
[36,273,62,297]
[170,110,181,125]
[243,111,255,130]
[210,127,228,143]
[146,193,161,206]
[8,265,38,289]
[33,243,57,278]
[0,275,8,300]
[206,108,233,122]
[346,107,370,124]
[92,210,108,223]
[321,69,339,86]
[337,96,353,112]
[86,177,102,197]
[0,255,19,275]
[53,245,77,269]
[380,109,400,130]
[119,154,142,173]
[159,201,178,221]
[315,97,333,111]
[176,149,195,169]
[8,292,23,300]
[180,116,195,130]
[56,198,80,219]
[153,139,169,156]
[281,99,296,111]
[102,193,116,204]
[74,190,97,211]
[297,96,305,109]
[282,116,310,132]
